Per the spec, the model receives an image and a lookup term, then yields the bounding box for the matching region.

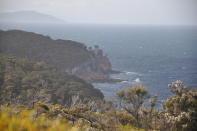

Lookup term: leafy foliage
[116,86,150,126]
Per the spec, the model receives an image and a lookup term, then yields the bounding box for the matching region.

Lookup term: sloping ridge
[0,30,113,82]
[0,30,91,70]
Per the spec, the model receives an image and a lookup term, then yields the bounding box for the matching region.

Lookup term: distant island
[0,11,66,24]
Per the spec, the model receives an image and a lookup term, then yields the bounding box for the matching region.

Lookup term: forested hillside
[0,55,103,106]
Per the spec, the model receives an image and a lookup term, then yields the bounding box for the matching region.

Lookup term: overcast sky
[0,0,197,25]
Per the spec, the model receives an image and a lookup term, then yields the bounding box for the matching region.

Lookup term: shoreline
[89,70,126,83]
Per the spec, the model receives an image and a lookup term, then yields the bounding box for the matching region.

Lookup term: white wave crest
[124,71,139,75]
[134,78,141,83]
[121,80,129,83]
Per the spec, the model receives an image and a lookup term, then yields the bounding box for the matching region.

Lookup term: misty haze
[0,0,197,131]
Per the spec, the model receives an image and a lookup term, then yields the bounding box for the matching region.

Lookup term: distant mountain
[0,11,66,24]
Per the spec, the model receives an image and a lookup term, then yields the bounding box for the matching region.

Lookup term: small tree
[163,80,197,131]
[116,85,148,126]
[94,45,99,49]
[88,46,92,51]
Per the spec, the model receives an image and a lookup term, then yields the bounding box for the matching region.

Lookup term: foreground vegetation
[0,104,144,131]
[1,80,196,131]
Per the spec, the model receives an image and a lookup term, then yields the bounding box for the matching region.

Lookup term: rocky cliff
[0,30,114,82]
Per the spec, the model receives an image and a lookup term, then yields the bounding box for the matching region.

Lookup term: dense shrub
[162,80,197,131]
[0,104,144,131]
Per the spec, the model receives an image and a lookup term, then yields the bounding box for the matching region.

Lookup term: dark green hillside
[0,30,113,82]
[0,55,103,106]
[0,30,90,70]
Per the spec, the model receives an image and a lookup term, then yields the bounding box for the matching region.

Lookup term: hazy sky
[0,0,197,25]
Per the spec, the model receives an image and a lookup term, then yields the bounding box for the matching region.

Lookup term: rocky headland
[0,30,121,83]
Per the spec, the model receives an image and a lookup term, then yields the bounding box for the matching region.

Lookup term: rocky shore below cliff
[79,72,124,83]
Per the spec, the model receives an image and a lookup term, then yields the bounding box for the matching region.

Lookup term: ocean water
[1,23,197,105]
